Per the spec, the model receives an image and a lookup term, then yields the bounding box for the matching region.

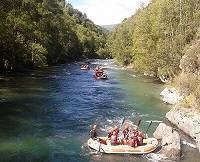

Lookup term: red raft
[94,68,108,80]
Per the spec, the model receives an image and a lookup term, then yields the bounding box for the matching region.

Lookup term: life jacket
[115,128,119,135]
[128,131,139,147]
[110,134,118,145]
[128,138,134,147]
[96,71,103,77]
[128,136,139,147]
[107,131,113,138]
[122,128,129,139]
[137,132,144,145]
[133,136,139,147]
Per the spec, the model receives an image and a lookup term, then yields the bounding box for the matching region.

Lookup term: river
[0,59,199,162]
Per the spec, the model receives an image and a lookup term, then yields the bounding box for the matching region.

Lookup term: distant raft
[81,65,90,70]
[87,137,158,154]
[94,73,108,80]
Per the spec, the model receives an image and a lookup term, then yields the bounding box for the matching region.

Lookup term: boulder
[153,123,181,161]
[153,123,172,139]
[166,106,200,152]
[160,87,183,104]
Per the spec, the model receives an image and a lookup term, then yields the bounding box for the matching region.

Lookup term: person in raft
[110,131,119,145]
[127,129,139,147]
[137,129,144,145]
[122,125,130,139]
[127,127,145,147]
[111,125,119,136]
[107,126,119,138]
[106,125,144,147]
[122,125,130,145]
[90,124,97,139]
[106,126,120,145]
[107,128,113,139]
[85,64,90,69]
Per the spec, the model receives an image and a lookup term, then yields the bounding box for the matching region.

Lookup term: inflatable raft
[87,137,158,154]
[95,73,108,80]
[81,65,90,70]
[81,67,90,70]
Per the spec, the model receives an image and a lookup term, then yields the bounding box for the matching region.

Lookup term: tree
[107,0,200,78]
[0,0,108,72]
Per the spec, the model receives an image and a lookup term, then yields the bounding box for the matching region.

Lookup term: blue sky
[67,0,87,6]
[67,0,150,25]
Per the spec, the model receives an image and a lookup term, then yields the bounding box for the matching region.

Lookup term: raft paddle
[134,117,141,126]
[98,139,101,152]
[137,119,142,127]
[120,117,126,128]
[145,121,152,137]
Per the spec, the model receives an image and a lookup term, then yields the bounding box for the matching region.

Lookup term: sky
[67,0,150,25]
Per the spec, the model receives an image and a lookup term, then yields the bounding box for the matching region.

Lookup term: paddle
[120,117,126,128]
[98,138,101,152]
[136,119,142,127]
[97,138,105,153]
[145,121,152,138]
[134,117,141,127]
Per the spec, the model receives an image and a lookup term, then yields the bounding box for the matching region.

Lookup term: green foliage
[107,20,134,65]
[29,43,47,66]
[107,0,200,76]
[174,37,200,107]
[180,39,200,73]
[0,0,108,72]
[65,4,108,59]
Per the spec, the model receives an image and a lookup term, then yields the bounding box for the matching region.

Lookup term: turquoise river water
[0,59,199,162]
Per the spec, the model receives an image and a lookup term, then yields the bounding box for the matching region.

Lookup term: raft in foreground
[87,137,159,154]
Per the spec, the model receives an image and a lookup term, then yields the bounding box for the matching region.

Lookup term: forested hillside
[174,29,200,108]
[102,24,118,32]
[107,0,200,79]
[0,0,108,72]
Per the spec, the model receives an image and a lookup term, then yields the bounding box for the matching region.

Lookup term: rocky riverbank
[166,106,200,152]
[159,87,200,153]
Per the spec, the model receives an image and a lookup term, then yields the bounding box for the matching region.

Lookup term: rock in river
[166,106,200,152]
[153,123,181,161]
[160,87,183,104]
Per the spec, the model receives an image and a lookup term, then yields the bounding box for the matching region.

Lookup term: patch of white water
[145,153,170,162]
[181,140,197,149]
